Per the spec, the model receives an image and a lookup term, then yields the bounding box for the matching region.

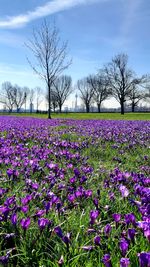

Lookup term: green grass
[0,116,150,266]
[1,112,150,120]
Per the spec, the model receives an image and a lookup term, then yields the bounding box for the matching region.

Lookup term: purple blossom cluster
[0,116,150,266]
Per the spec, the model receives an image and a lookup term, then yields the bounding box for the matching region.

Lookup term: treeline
[0,53,150,114]
[0,20,150,115]
[0,83,43,113]
[77,53,150,114]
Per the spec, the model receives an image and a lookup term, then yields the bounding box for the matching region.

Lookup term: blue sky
[0,0,150,108]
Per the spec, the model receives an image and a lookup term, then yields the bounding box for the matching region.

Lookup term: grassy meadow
[0,115,150,266]
[0,112,150,120]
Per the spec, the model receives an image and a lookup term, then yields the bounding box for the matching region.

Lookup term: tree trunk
[97,103,101,113]
[48,85,51,119]
[86,103,90,113]
[132,102,135,112]
[59,104,62,113]
[120,101,124,115]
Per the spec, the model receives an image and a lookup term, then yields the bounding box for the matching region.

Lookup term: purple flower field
[0,116,150,266]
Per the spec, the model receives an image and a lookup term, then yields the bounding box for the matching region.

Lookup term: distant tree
[127,82,146,112]
[51,90,58,112]
[0,82,15,112]
[104,53,135,114]
[87,72,110,112]
[29,88,34,113]
[77,78,94,113]
[144,86,150,104]
[26,20,71,119]
[52,75,72,112]
[13,85,28,113]
[45,89,58,112]
[35,87,43,112]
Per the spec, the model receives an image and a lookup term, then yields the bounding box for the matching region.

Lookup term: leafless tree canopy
[26,20,71,118]
[0,82,15,112]
[52,75,72,112]
[35,87,43,112]
[87,72,110,112]
[127,81,147,112]
[0,82,29,112]
[77,78,94,113]
[104,53,136,114]
[13,85,28,113]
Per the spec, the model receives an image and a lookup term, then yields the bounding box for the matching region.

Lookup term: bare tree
[87,72,110,112]
[13,85,28,113]
[51,90,58,112]
[29,88,34,113]
[104,53,136,114]
[26,20,71,119]
[143,83,150,105]
[127,83,146,112]
[77,78,94,113]
[0,82,15,112]
[52,75,72,112]
[45,89,58,112]
[35,87,43,112]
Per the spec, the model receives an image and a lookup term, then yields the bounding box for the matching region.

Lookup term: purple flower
[128,228,136,243]
[119,238,129,257]
[20,217,31,230]
[125,213,136,226]
[90,210,99,224]
[62,233,71,245]
[102,254,112,267]
[120,258,130,267]
[7,169,13,178]
[81,246,95,251]
[93,198,99,208]
[69,177,76,183]
[0,206,9,219]
[54,226,63,238]
[113,213,121,223]
[144,229,150,242]
[138,252,150,267]
[31,183,39,190]
[74,168,80,177]
[35,209,45,217]
[21,195,32,205]
[38,218,49,230]
[84,189,93,198]
[21,206,29,213]
[0,254,9,265]
[11,213,17,226]
[87,228,96,234]
[68,194,75,203]
[119,185,129,197]
[94,235,101,246]
[80,175,87,183]
[58,255,64,266]
[109,192,115,201]
[104,224,112,236]
[119,185,129,198]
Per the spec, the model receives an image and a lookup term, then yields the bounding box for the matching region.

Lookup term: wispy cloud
[0,63,36,77]
[0,31,25,47]
[121,0,142,37]
[0,63,45,88]
[0,0,103,29]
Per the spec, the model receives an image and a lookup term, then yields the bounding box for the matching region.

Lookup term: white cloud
[0,0,102,29]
